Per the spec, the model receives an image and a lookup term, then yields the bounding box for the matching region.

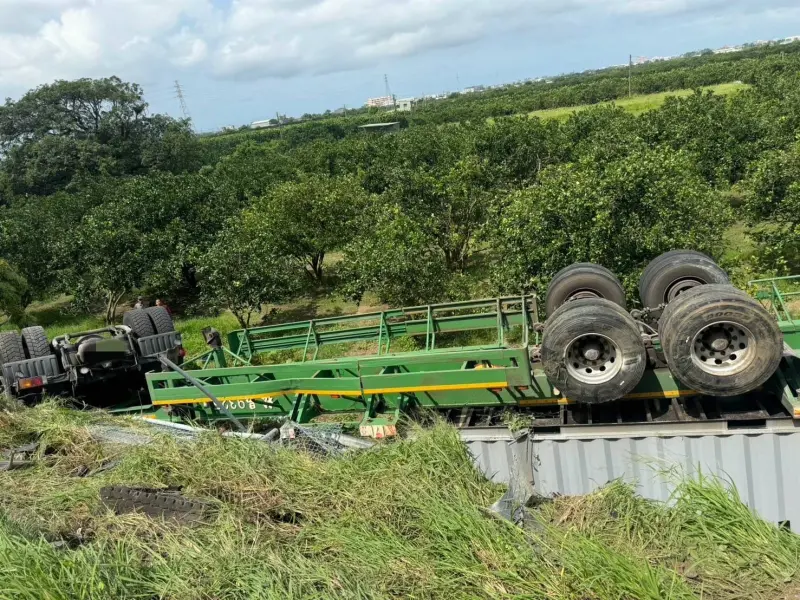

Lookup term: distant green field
[526,82,749,121]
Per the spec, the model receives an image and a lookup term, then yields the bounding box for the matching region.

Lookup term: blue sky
[1,0,799,131]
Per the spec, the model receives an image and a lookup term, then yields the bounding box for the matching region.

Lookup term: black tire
[659,284,783,397]
[100,486,211,523]
[545,263,626,316]
[639,250,729,311]
[123,309,156,338]
[144,306,175,334]
[541,298,647,404]
[0,331,25,366]
[21,326,50,359]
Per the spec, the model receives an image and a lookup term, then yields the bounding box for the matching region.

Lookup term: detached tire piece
[545,263,626,316]
[659,284,783,397]
[144,306,175,334]
[123,309,156,338]
[21,326,49,359]
[0,332,25,366]
[542,298,646,404]
[639,250,729,311]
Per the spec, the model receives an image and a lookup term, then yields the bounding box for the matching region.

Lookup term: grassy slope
[0,402,798,600]
[526,82,748,121]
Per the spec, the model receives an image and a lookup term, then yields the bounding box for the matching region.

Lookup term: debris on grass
[1,399,799,599]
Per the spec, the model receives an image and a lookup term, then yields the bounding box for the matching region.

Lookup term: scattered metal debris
[0,441,39,471]
[280,421,376,454]
[89,425,158,446]
[486,431,536,525]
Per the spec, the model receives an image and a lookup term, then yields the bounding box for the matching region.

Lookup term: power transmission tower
[174,80,191,120]
[384,74,396,108]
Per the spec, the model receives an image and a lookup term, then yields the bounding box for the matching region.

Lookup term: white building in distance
[396,98,415,112]
[366,95,395,108]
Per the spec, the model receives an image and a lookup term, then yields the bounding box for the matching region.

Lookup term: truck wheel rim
[690,321,754,376]
[565,334,622,384]
[568,289,602,302]
[665,277,703,302]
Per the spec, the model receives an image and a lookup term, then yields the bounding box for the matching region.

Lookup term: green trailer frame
[141,282,800,436]
[750,275,800,349]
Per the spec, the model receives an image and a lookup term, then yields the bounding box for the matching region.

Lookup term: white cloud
[169,28,209,67]
[0,0,212,88]
[0,0,798,91]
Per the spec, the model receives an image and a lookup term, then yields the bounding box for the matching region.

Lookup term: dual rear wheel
[542,252,783,404]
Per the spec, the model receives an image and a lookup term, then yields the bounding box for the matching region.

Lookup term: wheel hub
[565,334,622,385]
[583,343,601,361]
[568,289,602,302]
[665,278,703,302]
[690,321,754,376]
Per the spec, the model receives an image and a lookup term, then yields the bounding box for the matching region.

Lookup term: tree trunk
[306,252,325,280]
[105,289,125,324]
[233,310,249,329]
[312,252,324,279]
[110,290,125,323]
[104,291,113,324]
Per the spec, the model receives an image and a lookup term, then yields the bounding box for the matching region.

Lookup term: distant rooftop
[358,122,400,129]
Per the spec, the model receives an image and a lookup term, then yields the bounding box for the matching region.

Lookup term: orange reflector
[331,394,341,399]
[19,376,44,390]
[489,388,505,394]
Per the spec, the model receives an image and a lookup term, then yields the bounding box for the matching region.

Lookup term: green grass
[0,401,798,599]
[525,82,748,121]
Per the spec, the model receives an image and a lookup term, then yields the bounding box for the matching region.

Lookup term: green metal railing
[749,275,800,326]
[227,297,539,362]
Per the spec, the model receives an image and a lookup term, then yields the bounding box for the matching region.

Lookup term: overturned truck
[0,307,182,403]
[137,251,800,438]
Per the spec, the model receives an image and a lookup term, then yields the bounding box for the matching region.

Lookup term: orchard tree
[250,173,368,280]
[0,259,28,326]
[211,141,295,202]
[641,90,762,185]
[0,77,194,195]
[72,172,240,321]
[0,191,99,303]
[387,155,499,272]
[742,145,800,273]
[490,146,732,295]
[339,204,449,306]
[198,219,303,328]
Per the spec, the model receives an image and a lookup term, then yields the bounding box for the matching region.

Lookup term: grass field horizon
[522,81,748,121]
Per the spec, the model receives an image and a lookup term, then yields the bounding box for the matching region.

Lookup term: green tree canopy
[198,218,303,328]
[742,145,800,273]
[249,173,368,280]
[339,204,449,306]
[0,77,194,195]
[0,259,28,326]
[489,146,732,295]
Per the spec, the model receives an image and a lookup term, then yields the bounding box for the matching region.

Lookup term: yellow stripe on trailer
[363,381,508,395]
[153,393,280,406]
[151,381,510,407]
[623,389,696,400]
[519,389,697,407]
